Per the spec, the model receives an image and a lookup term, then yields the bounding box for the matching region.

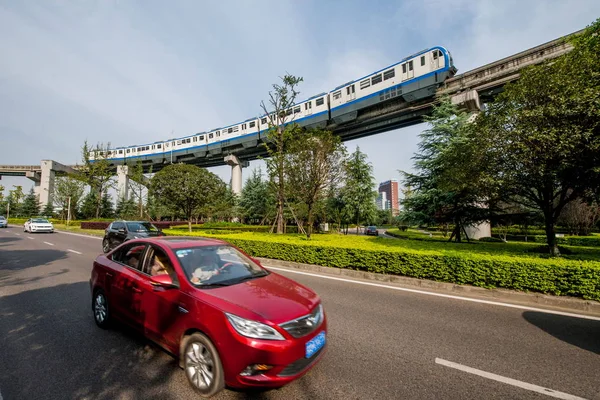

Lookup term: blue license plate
[305,331,326,358]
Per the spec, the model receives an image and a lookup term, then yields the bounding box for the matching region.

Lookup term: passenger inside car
[190,252,221,283]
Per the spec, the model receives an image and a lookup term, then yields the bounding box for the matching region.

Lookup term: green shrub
[479,237,505,243]
[163,229,600,301]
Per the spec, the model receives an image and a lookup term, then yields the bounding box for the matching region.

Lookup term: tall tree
[402,99,492,242]
[77,141,115,219]
[20,188,40,217]
[114,196,137,219]
[342,147,377,230]
[150,163,226,232]
[79,191,98,220]
[8,185,25,217]
[239,167,272,224]
[100,192,114,219]
[477,19,600,255]
[260,74,304,234]
[285,128,347,238]
[53,176,85,221]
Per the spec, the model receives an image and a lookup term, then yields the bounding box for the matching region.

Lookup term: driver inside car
[190,252,221,284]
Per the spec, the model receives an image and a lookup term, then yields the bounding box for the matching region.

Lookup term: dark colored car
[90,237,327,397]
[102,221,164,253]
[365,226,379,236]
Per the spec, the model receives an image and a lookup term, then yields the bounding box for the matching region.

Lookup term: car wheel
[182,333,225,397]
[102,239,111,253]
[92,289,111,329]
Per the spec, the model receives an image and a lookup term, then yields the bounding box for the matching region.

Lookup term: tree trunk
[307,206,313,239]
[188,219,192,233]
[543,211,560,256]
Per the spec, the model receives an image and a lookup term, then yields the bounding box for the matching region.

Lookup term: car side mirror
[118,228,126,233]
[150,274,176,288]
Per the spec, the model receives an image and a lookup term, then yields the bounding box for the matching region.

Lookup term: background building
[378,180,399,216]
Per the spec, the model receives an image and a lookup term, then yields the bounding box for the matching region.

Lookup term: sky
[1,0,599,200]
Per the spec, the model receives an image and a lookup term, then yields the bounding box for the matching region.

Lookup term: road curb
[257,257,600,316]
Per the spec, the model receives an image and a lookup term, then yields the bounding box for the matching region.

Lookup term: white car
[24,218,54,233]
[0,216,7,228]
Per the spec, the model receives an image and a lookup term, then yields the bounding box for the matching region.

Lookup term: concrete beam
[451,90,482,113]
[39,160,56,207]
[224,155,249,195]
[25,171,41,183]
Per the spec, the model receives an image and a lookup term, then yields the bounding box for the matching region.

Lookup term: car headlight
[225,313,285,341]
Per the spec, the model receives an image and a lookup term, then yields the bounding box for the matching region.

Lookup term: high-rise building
[376,191,387,210]
[378,180,399,216]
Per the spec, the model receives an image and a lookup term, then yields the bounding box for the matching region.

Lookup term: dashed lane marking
[43,241,54,246]
[435,358,587,399]
[266,266,600,321]
[28,236,34,239]
[67,249,82,255]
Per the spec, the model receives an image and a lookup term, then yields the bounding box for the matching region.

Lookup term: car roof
[144,236,228,250]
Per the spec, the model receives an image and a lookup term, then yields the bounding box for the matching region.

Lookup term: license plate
[305,331,326,358]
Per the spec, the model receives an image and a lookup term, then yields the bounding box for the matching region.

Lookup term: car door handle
[132,287,142,293]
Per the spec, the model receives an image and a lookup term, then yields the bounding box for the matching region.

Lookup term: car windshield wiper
[232,272,268,284]
[195,282,232,288]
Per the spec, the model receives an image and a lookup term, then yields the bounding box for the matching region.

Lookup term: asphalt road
[1,226,599,400]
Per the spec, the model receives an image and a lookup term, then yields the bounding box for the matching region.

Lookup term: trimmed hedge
[163,229,600,301]
[492,234,600,247]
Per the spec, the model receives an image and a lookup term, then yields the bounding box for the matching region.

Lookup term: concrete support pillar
[117,165,130,201]
[39,160,56,208]
[224,155,249,195]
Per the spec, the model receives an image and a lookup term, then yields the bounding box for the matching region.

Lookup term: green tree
[150,163,226,232]
[285,128,347,238]
[77,141,115,219]
[8,185,25,217]
[20,188,40,217]
[41,202,55,218]
[100,192,114,219]
[114,196,137,219]
[341,147,377,230]
[53,176,85,221]
[128,161,149,219]
[79,191,98,220]
[260,74,304,234]
[477,19,600,255]
[239,167,272,224]
[402,99,491,242]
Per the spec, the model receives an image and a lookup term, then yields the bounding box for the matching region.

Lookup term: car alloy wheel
[102,239,110,253]
[183,333,224,397]
[92,290,110,329]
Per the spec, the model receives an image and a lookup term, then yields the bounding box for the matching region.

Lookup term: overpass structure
[0,29,579,205]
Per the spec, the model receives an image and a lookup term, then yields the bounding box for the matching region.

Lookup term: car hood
[131,231,163,237]
[201,272,320,324]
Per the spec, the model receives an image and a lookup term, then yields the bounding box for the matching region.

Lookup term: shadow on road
[0,282,179,400]
[522,311,600,355]
[0,248,69,271]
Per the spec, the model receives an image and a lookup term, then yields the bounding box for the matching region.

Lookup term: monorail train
[90,46,456,164]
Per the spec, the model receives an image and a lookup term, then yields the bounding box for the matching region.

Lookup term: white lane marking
[43,241,54,246]
[67,249,82,255]
[14,233,21,236]
[55,230,102,240]
[265,266,600,321]
[435,358,587,399]
[27,236,34,240]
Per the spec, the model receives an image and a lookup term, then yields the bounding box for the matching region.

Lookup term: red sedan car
[89,236,327,397]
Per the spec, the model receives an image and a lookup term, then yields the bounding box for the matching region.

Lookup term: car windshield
[126,222,159,232]
[176,245,268,287]
[32,219,50,223]
[0,216,6,220]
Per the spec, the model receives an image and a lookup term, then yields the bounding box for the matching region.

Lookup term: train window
[371,74,382,85]
[261,117,268,124]
[383,69,395,80]
[402,64,407,73]
[228,128,233,133]
[285,108,292,116]
[316,97,324,106]
[193,137,197,142]
[127,149,130,153]
[137,147,141,152]
[157,144,162,149]
[421,56,425,66]
[209,133,213,139]
[119,150,123,154]
[433,51,438,59]
[216,132,220,137]
[332,91,341,100]
[233,126,239,132]
[294,106,301,113]
[242,123,246,130]
[408,61,413,71]
[186,138,191,143]
[249,121,256,128]
[215,130,220,135]
[360,79,370,89]
[198,136,204,141]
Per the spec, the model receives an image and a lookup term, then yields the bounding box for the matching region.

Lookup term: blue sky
[1,1,599,199]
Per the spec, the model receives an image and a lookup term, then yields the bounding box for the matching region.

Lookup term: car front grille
[279,305,323,338]
[278,346,324,377]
